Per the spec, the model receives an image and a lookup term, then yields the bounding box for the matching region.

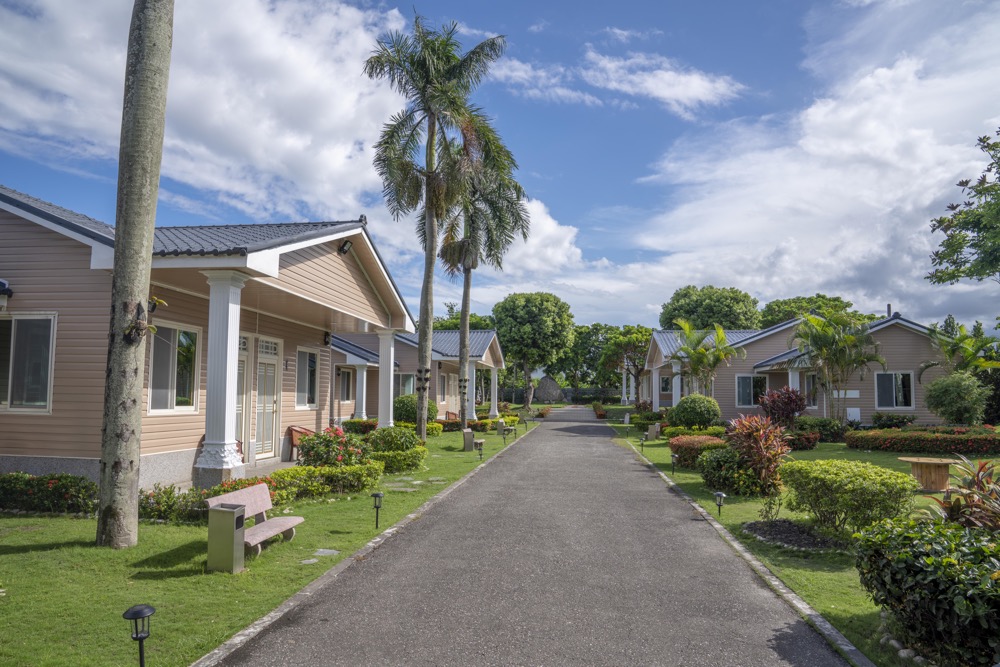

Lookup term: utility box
[207,503,245,573]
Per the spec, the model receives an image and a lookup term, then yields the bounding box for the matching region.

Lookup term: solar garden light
[639,435,645,453]
[714,492,726,517]
[671,453,679,475]
[474,439,484,461]
[371,492,384,529]
[123,604,155,667]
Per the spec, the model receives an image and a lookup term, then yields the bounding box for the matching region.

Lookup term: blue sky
[1,0,999,328]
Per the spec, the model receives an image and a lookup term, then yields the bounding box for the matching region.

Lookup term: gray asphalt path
[214,406,849,666]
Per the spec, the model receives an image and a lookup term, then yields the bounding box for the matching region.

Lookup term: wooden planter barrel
[898,457,956,492]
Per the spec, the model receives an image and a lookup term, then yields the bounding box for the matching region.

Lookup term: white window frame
[875,371,914,410]
[295,347,319,410]
[395,372,415,399]
[735,374,768,408]
[147,320,202,415]
[339,367,353,402]
[438,373,446,403]
[0,312,57,414]
[805,373,819,408]
[660,375,671,394]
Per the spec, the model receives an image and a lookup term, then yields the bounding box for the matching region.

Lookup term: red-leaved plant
[929,455,1000,531]
[727,414,790,499]
[757,386,807,429]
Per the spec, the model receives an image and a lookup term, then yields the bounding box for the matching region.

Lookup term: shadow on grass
[0,539,93,555]
[131,567,204,580]
[131,540,206,569]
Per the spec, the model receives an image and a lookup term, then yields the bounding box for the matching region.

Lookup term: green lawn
[611,426,1000,667]
[0,424,538,667]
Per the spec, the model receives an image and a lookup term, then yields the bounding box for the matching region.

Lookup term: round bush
[696,447,763,496]
[669,394,722,429]
[925,371,989,425]
[366,426,422,452]
[393,393,439,423]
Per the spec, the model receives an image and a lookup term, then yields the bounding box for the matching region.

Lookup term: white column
[195,270,248,487]
[672,361,682,407]
[788,370,800,391]
[377,330,395,427]
[628,372,635,402]
[353,364,368,419]
[467,362,477,418]
[651,367,661,412]
[620,368,627,404]
[489,367,499,418]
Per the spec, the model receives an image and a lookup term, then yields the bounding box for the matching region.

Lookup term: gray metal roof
[328,334,382,364]
[0,183,115,245]
[652,328,761,357]
[397,330,498,359]
[753,348,807,370]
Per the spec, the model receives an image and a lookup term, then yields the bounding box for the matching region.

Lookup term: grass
[0,424,539,667]
[611,425,1000,667]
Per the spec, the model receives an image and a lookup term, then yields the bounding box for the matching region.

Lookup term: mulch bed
[742,519,849,552]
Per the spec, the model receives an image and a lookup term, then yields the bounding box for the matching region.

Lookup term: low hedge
[395,421,444,437]
[786,430,820,451]
[870,412,916,429]
[661,425,726,440]
[781,459,919,533]
[794,416,845,442]
[436,419,462,432]
[342,419,379,435]
[696,447,763,496]
[845,428,1000,455]
[856,519,1000,667]
[370,447,428,474]
[668,435,728,468]
[0,472,98,514]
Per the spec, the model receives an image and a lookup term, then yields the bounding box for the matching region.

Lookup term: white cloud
[528,20,549,34]
[491,58,602,106]
[603,27,663,43]
[455,22,498,39]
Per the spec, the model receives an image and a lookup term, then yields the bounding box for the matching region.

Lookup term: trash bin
[207,503,245,573]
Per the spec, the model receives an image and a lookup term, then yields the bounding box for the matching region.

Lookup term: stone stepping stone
[314,549,340,557]
[427,477,446,483]
[299,558,319,565]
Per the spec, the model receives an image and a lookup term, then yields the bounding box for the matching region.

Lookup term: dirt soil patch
[742,519,848,551]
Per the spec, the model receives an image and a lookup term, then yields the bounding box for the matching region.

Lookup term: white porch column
[672,361,682,407]
[620,368,627,404]
[353,364,368,419]
[651,367,661,412]
[195,270,248,488]
[788,370,800,391]
[489,367,499,418]
[467,362,478,418]
[628,372,635,402]
[377,330,395,427]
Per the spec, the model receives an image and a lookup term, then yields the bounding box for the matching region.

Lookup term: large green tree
[365,17,507,438]
[927,128,1000,285]
[659,285,761,330]
[97,0,174,549]
[760,293,879,328]
[493,292,574,408]
[918,323,1000,382]
[548,322,620,392]
[434,303,495,330]
[597,325,652,406]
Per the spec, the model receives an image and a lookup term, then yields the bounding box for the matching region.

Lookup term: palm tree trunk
[96,0,173,549]
[415,115,438,440]
[458,266,472,427]
[524,361,535,409]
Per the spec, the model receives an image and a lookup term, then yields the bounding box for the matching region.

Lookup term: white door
[254,339,280,459]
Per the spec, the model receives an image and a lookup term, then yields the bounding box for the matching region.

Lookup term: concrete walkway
[212,406,849,666]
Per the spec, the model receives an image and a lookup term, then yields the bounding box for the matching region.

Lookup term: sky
[1,0,999,330]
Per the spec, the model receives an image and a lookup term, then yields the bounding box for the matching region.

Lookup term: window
[876,372,913,409]
[149,324,199,411]
[438,373,446,403]
[660,376,671,394]
[340,368,353,402]
[805,374,819,408]
[296,349,318,408]
[0,315,55,411]
[736,375,767,408]
[395,373,415,398]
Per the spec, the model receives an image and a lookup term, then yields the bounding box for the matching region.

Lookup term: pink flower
[337,455,344,462]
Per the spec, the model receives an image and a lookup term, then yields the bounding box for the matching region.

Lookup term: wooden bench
[497,419,516,438]
[463,428,485,452]
[287,425,314,461]
[205,483,304,557]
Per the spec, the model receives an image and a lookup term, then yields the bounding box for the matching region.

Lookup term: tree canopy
[548,322,620,389]
[659,285,761,330]
[433,303,495,331]
[760,293,878,328]
[927,128,1000,285]
[598,325,652,405]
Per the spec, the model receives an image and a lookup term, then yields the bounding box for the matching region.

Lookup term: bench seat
[206,483,304,557]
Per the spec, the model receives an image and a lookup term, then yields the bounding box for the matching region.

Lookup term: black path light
[639,435,645,453]
[123,604,155,667]
[714,491,726,517]
[371,492,384,529]
[671,453,679,475]
[474,439,484,461]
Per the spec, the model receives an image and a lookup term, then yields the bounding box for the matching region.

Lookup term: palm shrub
[757,386,806,428]
[924,371,989,425]
[929,455,1000,531]
[726,415,789,497]
[669,394,721,428]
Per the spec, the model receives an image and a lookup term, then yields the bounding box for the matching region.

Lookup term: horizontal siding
[712,334,793,422]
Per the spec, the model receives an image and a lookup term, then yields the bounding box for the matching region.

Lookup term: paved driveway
[213,406,849,666]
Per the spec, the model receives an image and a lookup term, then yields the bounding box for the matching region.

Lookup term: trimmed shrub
[366,426,422,452]
[786,430,820,451]
[855,519,1000,667]
[845,428,1000,455]
[870,412,916,429]
[469,419,496,433]
[138,484,210,523]
[925,371,989,425]
[206,476,297,507]
[697,447,764,496]
[757,386,806,428]
[393,393,439,423]
[0,472,98,514]
[794,416,845,442]
[660,425,726,440]
[669,394,722,428]
[436,419,462,432]
[726,414,789,497]
[342,419,378,435]
[499,415,520,427]
[370,446,428,474]
[318,461,384,493]
[781,459,919,533]
[297,427,371,468]
[270,466,332,499]
[396,421,444,437]
[668,435,727,468]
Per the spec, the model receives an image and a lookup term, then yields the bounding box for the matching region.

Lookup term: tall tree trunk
[523,361,534,409]
[96,0,174,548]
[458,266,472,427]
[415,115,437,440]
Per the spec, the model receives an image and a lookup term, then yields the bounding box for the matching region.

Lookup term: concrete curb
[190,424,540,667]
[622,437,877,667]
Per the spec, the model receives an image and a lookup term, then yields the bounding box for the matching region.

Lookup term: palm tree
[791,313,885,424]
[439,154,528,428]
[364,18,507,438]
[918,324,1000,382]
[670,319,712,395]
[701,324,746,394]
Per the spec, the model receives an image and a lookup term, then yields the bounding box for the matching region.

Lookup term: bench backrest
[206,483,272,522]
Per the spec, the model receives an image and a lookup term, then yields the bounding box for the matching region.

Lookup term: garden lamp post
[714,492,726,517]
[474,439,484,461]
[671,453,679,476]
[371,492,384,529]
[123,604,155,667]
[639,435,645,453]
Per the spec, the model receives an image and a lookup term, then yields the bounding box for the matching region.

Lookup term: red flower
[337,455,344,462]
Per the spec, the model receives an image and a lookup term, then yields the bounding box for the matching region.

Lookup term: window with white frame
[395,373,415,398]
[876,372,913,409]
[805,373,819,408]
[149,324,200,411]
[438,373,446,402]
[0,314,56,411]
[660,375,671,394]
[736,375,767,408]
[296,349,318,408]
[339,368,353,402]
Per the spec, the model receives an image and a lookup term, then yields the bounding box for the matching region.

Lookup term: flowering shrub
[757,386,807,428]
[845,428,1000,455]
[297,427,371,468]
[366,426,422,452]
[668,435,728,468]
[342,419,379,435]
[0,472,98,514]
